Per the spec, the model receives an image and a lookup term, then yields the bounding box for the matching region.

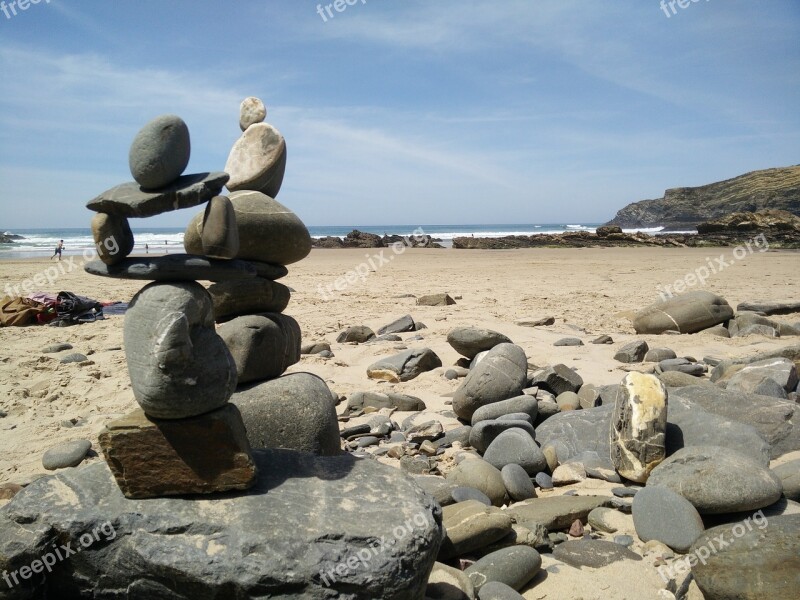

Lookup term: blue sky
[0,0,798,229]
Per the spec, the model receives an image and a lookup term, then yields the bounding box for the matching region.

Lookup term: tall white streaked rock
[609,372,668,483]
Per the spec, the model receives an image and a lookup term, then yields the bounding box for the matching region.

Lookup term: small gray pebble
[59,353,88,364]
[42,343,73,354]
[535,472,553,489]
[613,535,634,547]
[451,486,492,506]
[611,487,640,498]
[42,440,92,470]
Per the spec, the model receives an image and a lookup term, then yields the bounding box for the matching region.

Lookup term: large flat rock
[0,450,442,599]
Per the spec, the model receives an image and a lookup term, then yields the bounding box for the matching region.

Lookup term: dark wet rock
[0,449,443,600]
[614,340,649,363]
[377,314,416,335]
[530,364,583,395]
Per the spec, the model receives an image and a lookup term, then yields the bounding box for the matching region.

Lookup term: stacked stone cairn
[84,99,340,498]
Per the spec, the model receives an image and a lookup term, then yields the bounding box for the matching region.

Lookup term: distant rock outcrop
[605,165,800,230]
[311,230,444,249]
[696,209,800,233]
[0,232,23,243]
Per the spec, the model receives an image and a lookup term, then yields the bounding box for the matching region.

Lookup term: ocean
[0,223,670,259]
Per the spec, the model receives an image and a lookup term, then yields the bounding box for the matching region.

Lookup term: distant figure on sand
[51,240,64,261]
[145,244,149,254]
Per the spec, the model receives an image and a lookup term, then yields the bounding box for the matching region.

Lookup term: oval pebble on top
[42,440,92,470]
[239,96,267,131]
[128,114,191,189]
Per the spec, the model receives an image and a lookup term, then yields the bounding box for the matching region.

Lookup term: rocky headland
[604,165,800,230]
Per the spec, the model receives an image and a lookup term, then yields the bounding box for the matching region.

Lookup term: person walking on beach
[51,240,64,261]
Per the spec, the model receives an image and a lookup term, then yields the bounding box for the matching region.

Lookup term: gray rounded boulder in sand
[184,190,311,266]
[447,327,513,359]
[232,372,341,456]
[633,290,734,334]
[484,428,547,475]
[453,343,528,421]
[632,485,704,552]
[445,458,507,507]
[124,281,237,419]
[471,395,538,425]
[647,445,783,514]
[128,114,190,189]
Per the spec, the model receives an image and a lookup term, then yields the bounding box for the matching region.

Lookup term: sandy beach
[1,246,797,484]
[1,247,799,598]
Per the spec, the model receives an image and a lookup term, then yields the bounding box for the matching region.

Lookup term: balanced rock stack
[84,114,260,499]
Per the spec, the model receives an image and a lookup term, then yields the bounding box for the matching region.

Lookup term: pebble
[611,486,639,498]
[501,464,536,501]
[464,546,541,593]
[42,440,92,470]
[613,534,634,547]
[554,337,584,347]
[59,353,88,364]
[478,581,526,599]
[128,114,191,189]
[535,472,554,489]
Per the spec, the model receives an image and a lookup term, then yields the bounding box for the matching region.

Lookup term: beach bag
[51,291,104,326]
[0,296,47,327]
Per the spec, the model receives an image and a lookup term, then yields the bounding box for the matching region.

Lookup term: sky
[0,0,798,229]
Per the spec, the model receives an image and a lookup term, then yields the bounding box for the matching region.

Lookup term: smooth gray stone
[506,495,610,531]
[367,348,442,382]
[433,426,472,449]
[0,449,442,600]
[659,370,714,388]
[529,364,583,395]
[41,440,91,470]
[217,313,300,384]
[225,122,287,198]
[447,327,513,359]
[647,446,783,514]
[691,515,800,600]
[184,190,310,266]
[644,347,677,362]
[553,539,642,568]
[704,324,731,338]
[451,487,492,506]
[612,487,640,498]
[501,464,536,501]
[405,421,444,443]
[426,562,475,600]
[484,429,547,475]
[666,395,771,465]
[554,337,583,347]
[737,301,800,316]
[613,535,634,547]
[773,459,800,501]
[633,291,734,334]
[207,277,291,322]
[478,582,526,600]
[614,340,649,363]
[128,114,190,189]
[337,325,376,343]
[726,376,788,399]
[90,212,135,265]
[470,419,536,454]
[232,373,340,456]
[496,413,532,425]
[535,405,616,470]
[453,344,528,420]
[671,385,799,459]
[535,472,553,489]
[246,261,288,280]
[596,384,620,406]
[84,254,256,281]
[87,172,228,218]
[465,546,541,592]
[471,395,538,426]
[445,459,507,507]
[59,353,88,364]
[378,314,416,335]
[124,281,236,419]
[632,485,705,552]
[567,451,622,483]
[591,335,614,344]
[346,391,426,413]
[659,359,707,376]
[727,357,799,394]
[533,400,559,427]
[200,195,239,259]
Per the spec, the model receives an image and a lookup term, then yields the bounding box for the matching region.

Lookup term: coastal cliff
[604,165,800,230]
